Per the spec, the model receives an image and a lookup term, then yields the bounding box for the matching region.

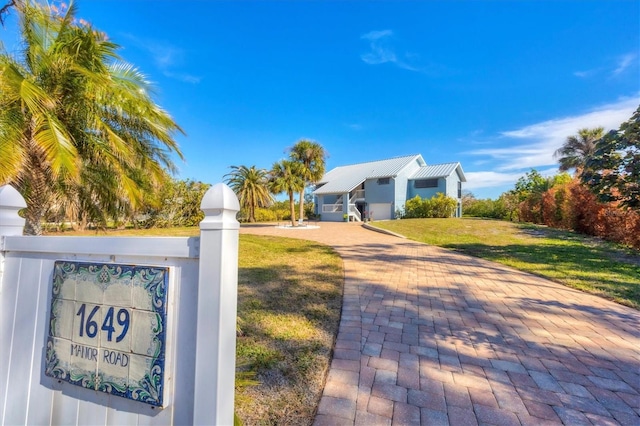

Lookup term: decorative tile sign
[45,261,168,407]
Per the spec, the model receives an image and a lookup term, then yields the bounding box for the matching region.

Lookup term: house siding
[407,178,446,201]
[364,178,395,204]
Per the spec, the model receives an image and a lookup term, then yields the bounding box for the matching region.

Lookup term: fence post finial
[0,185,26,237]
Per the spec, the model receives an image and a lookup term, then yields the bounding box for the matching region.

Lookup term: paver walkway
[240,222,640,425]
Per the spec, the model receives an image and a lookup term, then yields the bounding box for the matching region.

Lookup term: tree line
[464,107,640,249]
[224,139,326,227]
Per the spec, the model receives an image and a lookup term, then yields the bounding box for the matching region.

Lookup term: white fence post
[0,185,26,237]
[193,183,240,426]
[0,185,26,285]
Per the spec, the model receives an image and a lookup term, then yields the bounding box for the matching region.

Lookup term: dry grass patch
[236,235,343,425]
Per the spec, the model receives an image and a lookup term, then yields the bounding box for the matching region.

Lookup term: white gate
[0,183,240,426]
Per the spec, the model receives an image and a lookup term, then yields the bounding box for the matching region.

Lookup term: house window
[377,178,390,185]
[415,179,438,188]
[458,181,462,198]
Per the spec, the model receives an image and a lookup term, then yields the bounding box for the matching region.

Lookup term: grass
[372,218,640,309]
[47,227,344,425]
[235,235,342,425]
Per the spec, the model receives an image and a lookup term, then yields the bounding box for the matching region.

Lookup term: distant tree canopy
[581,106,640,211]
[269,160,305,227]
[554,127,604,173]
[224,165,273,223]
[289,139,326,223]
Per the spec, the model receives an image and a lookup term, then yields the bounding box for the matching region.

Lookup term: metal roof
[313,154,423,195]
[410,162,466,182]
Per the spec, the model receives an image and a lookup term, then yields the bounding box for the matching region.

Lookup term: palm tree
[0,1,183,234]
[269,160,305,227]
[289,139,326,223]
[554,127,604,173]
[224,165,273,222]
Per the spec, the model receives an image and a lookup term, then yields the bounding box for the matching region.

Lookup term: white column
[193,183,240,426]
[343,192,349,221]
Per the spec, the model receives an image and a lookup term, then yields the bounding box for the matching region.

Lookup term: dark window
[414,179,438,188]
[377,178,390,185]
[458,181,462,198]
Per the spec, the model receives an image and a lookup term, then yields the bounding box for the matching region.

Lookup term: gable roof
[410,162,467,182]
[313,154,424,195]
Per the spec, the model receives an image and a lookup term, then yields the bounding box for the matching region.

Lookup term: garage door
[368,203,392,220]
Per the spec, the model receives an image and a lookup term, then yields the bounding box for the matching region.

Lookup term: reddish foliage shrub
[520,178,640,249]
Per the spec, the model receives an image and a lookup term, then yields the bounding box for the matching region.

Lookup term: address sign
[45,261,169,407]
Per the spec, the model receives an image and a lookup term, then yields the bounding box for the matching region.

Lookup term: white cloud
[574,52,638,79]
[573,69,597,78]
[613,52,637,76]
[361,30,393,41]
[121,33,201,84]
[464,96,639,196]
[465,168,559,191]
[464,171,527,190]
[470,96,639,172]
[360,29,422,72]
[163,71,201,84]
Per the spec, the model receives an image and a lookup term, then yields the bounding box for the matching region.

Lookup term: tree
[554,127,604,173]
[224,165,273,222]
[269,160,305,227]
[581,106,640,211]
[0,1,183,234]
[289,139,326,223]
[139,178,210,228]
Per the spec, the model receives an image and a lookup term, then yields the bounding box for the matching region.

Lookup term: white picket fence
[0,183,240,426]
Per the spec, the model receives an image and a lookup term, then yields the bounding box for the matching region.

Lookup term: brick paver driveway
[240,222,640,425]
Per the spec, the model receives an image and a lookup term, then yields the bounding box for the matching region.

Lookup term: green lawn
[372,218,640,310]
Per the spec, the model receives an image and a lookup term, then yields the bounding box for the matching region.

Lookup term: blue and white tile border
[45,261,169,407]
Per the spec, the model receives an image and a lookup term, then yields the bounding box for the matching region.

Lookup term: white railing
[352,190,365,200]
[349,204,361,222]
[322,204,343,213]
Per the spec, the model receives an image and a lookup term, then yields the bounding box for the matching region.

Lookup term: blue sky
[2,1,639,199]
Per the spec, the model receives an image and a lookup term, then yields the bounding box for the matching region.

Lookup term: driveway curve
[240,222,640,425]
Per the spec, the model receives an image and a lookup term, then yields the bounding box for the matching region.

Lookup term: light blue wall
[364,177,395,204]
[407,178,446,200]
[393,159,422,214]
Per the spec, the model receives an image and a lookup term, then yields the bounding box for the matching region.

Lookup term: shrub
[402,193,457,219]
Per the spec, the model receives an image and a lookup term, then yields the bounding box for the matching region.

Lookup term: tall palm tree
[0,1,183,234]
[289,139,326,223]
[269,160,305,227]
[554,127,604,173]
[224,165,273,222]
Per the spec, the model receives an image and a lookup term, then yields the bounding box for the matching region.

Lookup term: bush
[402,193,458,219]
[516,177,640,249]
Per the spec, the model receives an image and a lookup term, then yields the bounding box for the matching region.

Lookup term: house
[313,154,466,221]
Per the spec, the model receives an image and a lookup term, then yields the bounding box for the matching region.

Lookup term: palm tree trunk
[249,203,256,222]
[298,189,305,223]
[19,140,52,235]
[289,192,296,227]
